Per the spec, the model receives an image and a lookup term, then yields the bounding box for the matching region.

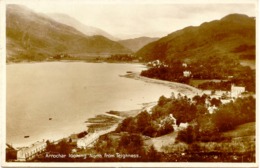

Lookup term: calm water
[7,62,173,147]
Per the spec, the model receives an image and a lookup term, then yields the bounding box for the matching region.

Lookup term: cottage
[77,132,99,149]
[208,105,218,114]
[169,114,178,130]
[231,84,245,98]
[77,125,118,149]
[182,63,188,68]
[147,60,161,67]
[17,140,46,161]
[183,71,191,77]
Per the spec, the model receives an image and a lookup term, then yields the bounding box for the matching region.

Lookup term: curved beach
[123,72,202,98]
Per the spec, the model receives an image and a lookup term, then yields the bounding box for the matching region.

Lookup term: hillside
[118,37,159,52]
[6,5,130,62]
[136,14,255,62]
[47,13,119,41]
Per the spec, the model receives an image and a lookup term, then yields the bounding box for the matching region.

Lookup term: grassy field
[222,122,255,138]
[156,122,256,162]
[189,79,224,88]
[240,60,255,69]
[144,132,178,152]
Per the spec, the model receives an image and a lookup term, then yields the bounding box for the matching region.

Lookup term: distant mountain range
[6,4,131,61]
[6,5,255,63]
[136,14,255,62]
[118,37,159,52]
[47,13,119,41]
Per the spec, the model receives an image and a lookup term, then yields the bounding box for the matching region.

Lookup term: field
[240,60,256,69]
[222,122,255,140]
[189,79,225,88]
[152,122,256,162]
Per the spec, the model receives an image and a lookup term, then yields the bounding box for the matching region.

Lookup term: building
[17,140,46,161]
[77,125,118,149]
[182,63,188,68]
[147,60,161,67]
[183,71,191,77]
[208,105,218,114]
[77,132,99,149]
[231,84,245,98]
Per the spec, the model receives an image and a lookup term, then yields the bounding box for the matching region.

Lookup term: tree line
[141,56,255,92]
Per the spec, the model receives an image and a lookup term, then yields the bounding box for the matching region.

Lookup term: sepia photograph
[1,0,257,167]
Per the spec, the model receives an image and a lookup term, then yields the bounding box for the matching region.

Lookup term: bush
[141,66,190,84]
[176,126,197,144]
[177,96,256,144]
[77,131,88,138]
[118,133,145,155]
[213,96,255,132]
[116,110,173,137]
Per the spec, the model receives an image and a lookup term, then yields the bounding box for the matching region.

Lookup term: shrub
[118,133,144,154]
[213,96,255,132]
[176,126,197,144]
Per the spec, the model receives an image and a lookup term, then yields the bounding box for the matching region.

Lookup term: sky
[7,0,257,39]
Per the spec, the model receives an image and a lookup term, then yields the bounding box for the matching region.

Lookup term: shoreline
[9,63,200,150]
[71,103,158,149]
[84,101,157,133]
[122,72,202,98]
[77,73,202,149]
[6,60,146,65]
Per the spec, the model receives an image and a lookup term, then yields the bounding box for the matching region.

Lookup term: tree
[195,104,208,117]
[159,118,174,135]
[146,145,160,161]
[46,140,56,152]
[176,126,196,144]
[170,98,197,125]
[77,131,88,138]
[158,95,169,106]
[137,111,152,133]
[118,134,144,154]
[58,139,71,155]
[212,96,255,132]
[210,98,222,107]
[116,117,135,133]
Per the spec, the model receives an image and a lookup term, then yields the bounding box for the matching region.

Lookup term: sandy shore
[122,72,202,98]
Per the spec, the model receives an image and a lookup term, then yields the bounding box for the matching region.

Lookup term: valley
[5,3,256,164]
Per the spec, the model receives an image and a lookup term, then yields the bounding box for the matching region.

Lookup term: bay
[7,62,173,147]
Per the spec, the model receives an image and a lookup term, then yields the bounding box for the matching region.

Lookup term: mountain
[6,5,130,62]
[47,13,119,41]
[118,37,159,52]
[136,14,255,62]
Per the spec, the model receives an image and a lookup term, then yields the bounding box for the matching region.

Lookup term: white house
[208,105,218,114]
[77,125,118,149]
[147,60,161,67]
[17,140,46,161]
[169,114,188,131]
[182,63,188,68]
[231,84,245,98]
[147,60,168,67]
[77,132,99,149]
[183,71,191,77]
